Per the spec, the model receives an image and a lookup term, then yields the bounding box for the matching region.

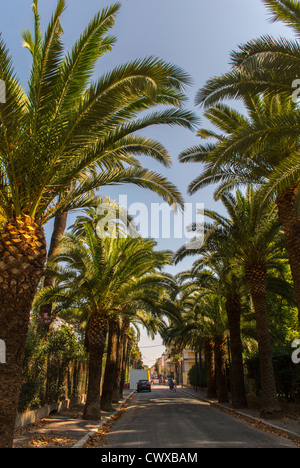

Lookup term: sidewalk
[13,389,135,449]
[179,386,300,443]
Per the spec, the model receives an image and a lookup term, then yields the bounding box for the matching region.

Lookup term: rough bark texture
[276,186,300,323]
[194,350,198,391]
[100,318,119,412]
[119,319,130,399]
[245,264,281,419]
[204,340,217,399]
[112,323,122,404]
[0,216,47,447]
[225,298,248,408]
[214,338,229,403]
[83,314,108,420]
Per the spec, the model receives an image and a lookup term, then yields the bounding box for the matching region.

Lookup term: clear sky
[0,0,294,366]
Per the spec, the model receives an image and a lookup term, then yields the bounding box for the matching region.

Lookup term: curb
[15,395,87,430]
[72,390,135,448]
[179,387,300,441]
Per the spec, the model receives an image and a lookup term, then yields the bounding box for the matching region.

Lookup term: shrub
[245,350,300,402]
[18,322,87,413]
[188,363,206,388]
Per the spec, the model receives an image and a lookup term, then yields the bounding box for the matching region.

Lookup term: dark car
[137,379,151,392]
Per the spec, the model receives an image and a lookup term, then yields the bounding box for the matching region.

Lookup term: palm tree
[102,307,170,410]
[100,315,120,411]
[70,202,178,409]
[198,0,300,106]
[164,302,210,394]
[36,221,177,419]
[187,1,300,322]
[117,314,130,399]
[196,0,300,105]
[200,295,229,403]
[204,187,290,417]
[0,1,196,446]
[102,274,178,410]
[188,294,229,403]
[176,188,297,411]
[176,253,249,409]
[179,94,300,322]
[166,291,229,402]
[37,196,135,335]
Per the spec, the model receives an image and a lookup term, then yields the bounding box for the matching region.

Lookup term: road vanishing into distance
[105,385,297,449]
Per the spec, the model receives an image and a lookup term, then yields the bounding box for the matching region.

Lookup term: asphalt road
[105,385,297,448]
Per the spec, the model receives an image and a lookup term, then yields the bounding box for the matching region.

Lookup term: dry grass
[20,433,77,448]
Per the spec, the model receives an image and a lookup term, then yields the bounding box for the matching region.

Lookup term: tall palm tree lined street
[1,0,300,449]
[0,0,195,447]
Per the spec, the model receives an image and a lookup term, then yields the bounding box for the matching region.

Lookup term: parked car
[137,379,151,392]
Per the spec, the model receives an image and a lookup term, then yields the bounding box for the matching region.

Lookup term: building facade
[154,347,196,386]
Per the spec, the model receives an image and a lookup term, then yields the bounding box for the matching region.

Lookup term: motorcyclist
[168,378,174,390]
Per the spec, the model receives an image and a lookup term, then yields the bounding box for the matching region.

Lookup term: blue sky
[0,0,294,365]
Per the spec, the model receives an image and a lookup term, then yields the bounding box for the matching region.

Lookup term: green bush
[18,322,87,413]
[245,350,300,402]
[273,351,300,402]
[188,363,206,388]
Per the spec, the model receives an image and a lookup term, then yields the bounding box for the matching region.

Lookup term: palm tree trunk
[194,349,198,391]
[204,340,217,398]
[276,186,300,323]
[100,318,119,412]
[83,314,108,420]
[119,341,127,398]
[199,345,203,389]
[119,319,130,398]
[214,338,229,403]
[245,264,281,418]
[112,322,122,403]
[0,216,47,447]
[225,297,248,408]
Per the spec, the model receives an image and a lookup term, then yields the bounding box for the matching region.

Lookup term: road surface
[105,385,297,448]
